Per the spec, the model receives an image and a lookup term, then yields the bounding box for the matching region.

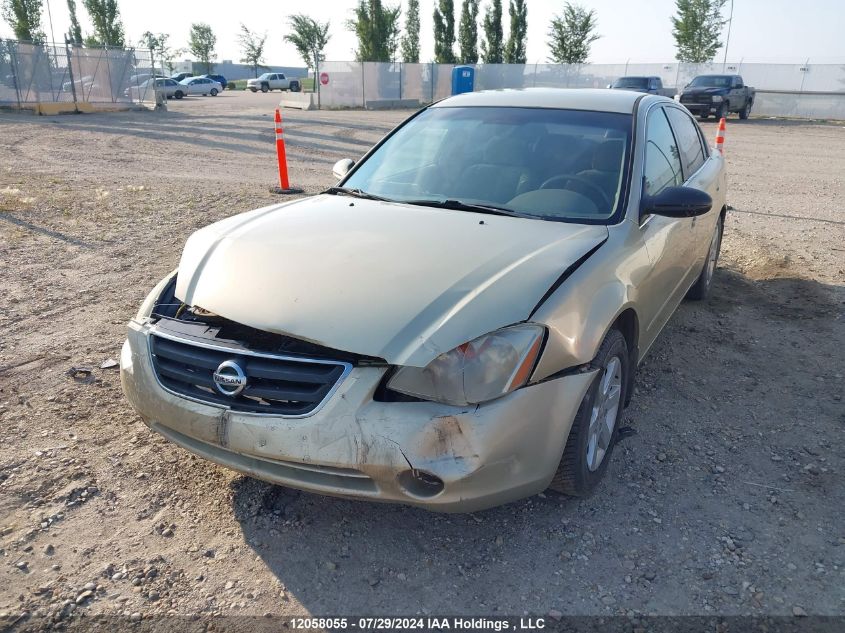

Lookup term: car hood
[683,87,727,95]
[174,195,608,367]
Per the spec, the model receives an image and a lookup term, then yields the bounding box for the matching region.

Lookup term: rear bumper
[120,319,597,512]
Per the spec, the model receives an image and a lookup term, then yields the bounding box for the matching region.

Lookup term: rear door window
[665,107,707,178]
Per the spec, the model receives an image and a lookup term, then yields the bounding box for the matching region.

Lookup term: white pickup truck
[247,72,301,93]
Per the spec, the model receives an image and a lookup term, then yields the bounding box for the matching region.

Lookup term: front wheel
[686,216,723,300]
[249,87,257,93]
[174,90,184,99]
[739,101,752,120]
[210,88,218,96]
[548,329,629,497]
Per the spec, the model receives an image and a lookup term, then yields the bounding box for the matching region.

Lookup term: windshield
[342,106,632,223]
[689,75,731,88]
[613,77,648,88]
[258,73,272,80]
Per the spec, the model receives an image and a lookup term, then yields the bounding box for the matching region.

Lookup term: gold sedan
[121,88,726,511]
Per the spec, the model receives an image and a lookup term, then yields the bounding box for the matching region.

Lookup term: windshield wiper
[403,198,527,218]
[323,186,393,202]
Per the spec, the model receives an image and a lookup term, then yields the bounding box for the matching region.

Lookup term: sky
[3,0,843,66]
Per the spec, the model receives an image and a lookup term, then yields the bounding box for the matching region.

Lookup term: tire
[174,90,183,99]
[249,87,257,93]
[717,101,728,119]
[686,216,723,301]
[739,101,751,120]
[261,83,269,93]
[548,329,629,497]
[698,113,709,121]
[210,88,218,96]
[290,81,301,93]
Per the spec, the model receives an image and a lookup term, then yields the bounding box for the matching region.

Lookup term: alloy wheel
[586,356,622,472]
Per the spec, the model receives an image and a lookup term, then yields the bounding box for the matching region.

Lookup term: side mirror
[643,186,712,218]
[332,158,355,181]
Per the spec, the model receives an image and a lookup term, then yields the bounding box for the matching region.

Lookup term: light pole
[722,0,734,70]
[45,0,57,44]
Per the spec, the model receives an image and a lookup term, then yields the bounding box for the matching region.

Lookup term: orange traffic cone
[715,117,727,155]
[270,108,303,195]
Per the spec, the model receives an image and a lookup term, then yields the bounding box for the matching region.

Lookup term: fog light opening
[398,469,445,498]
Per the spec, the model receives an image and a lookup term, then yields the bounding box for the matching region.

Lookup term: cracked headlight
[387,324,545,406]
[711,95,723,102]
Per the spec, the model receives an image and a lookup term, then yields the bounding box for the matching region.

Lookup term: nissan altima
[121,88,726,512]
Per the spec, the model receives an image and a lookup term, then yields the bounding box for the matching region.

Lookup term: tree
[457,0,478,64]
[480,0,503,63]
[503,0,527,63]
[1,0,44,42]
[284,14,330,85]
[671,0,727,63]
[188,22,216,73]
[400,0,420,63]
[387,5,401,62]
[140,32,178,73]
[238,24,267,78]
[433,0,456,64]
[348,0,398,62]
[66,0,82,45]
[82,0,125,47]
[547,2,599,64]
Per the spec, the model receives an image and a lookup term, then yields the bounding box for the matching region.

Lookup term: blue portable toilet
[451,65,475,95]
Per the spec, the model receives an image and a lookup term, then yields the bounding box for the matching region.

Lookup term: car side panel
[636,212,697,354]
[531,96,726,380]
[686,153,726,272]
[530,222,649,382]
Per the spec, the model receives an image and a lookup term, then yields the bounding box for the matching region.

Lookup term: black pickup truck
[678,74,755,120]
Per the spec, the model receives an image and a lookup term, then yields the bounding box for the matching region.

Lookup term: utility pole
[722,0,734,71]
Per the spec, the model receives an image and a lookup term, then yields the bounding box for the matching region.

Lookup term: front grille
[681,94,712,105]
[149,333,350,416]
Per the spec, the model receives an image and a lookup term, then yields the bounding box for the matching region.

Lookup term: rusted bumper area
[120,320,597,512]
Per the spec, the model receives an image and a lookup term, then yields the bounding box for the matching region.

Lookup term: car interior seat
[454,136,533,203]
[576,139,625,203]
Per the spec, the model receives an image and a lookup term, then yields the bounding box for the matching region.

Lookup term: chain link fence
[315,60,845,119]
[0,39,155,109]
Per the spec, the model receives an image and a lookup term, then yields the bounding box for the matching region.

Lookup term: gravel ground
[0,92,843,626]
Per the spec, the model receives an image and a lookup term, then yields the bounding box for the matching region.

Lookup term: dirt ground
[1,91,844,626]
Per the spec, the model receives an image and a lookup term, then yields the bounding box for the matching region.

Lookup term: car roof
[433,88,643,114]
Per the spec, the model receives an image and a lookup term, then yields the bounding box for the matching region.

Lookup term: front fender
[529,221,648,382]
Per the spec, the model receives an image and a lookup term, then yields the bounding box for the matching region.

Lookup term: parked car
[128,73,166,86]
[247,72,301,93]
[170,72,193,82]
[125,78,185,100]
[62,75,94,93]
[678,74,755,120]
[200,74,227,90]
[178,76,223,96]
[610,76,674,97]
[121,88,726,512]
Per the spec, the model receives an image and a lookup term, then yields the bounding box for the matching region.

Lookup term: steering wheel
[539,174,612,210]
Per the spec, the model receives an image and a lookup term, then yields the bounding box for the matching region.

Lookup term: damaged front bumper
[120,319,597,512]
